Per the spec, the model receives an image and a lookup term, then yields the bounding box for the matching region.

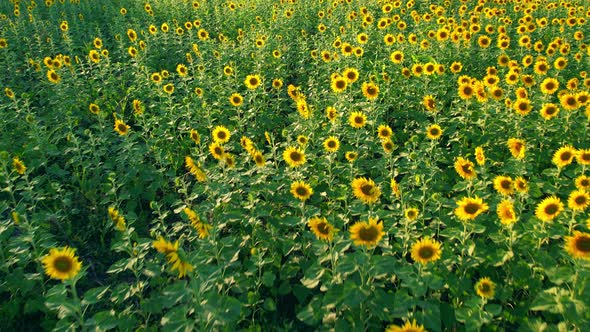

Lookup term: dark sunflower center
[544,204,559,215]
[461,164,472,174]
[464,203,481,214]
[546,82,555,90]
[518,103,528,111]
[560,152,572,161]
[354,116,363,124]
[566,97,576,106]
[316,222,330,235]
[380,129,389,136]
[430,128,440,135]
[546,107,556,115]
[233,97,241,103]
[249,78,258,86]
[501,180,511,189]
[463,86,473,95]
[117,124,127,132]
[358,225,378,242]
[255,155,263,163]
[347,72,356,80]
[581,153,590,162]
[296,187,308,196]
[581,179,590,187]
[408,211,416,218]
[360,184,374,196]
[367,87,376,95]
[214,147,223,155]
[479,283,491,292]
[327,141,336,148]
[54,256,73,273]
[395,55,402,61]
[217,132,226,139]
[418,246,434,259]
[575,236,590,253]
[574,195,587,205]
[290,152,301,162]
[384,142,393,149]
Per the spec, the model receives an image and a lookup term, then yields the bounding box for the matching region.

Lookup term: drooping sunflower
[568,190,589,211]
[426,125,443,140]
[348,111,367,128]
[454,157,476,180]
[497,200,517,225]
[349,217,384,248]
[405,208,419,221]
[377,124,393,141]
[308,216,336,241]
[41,247,82,281]
[514,176,528,193]
[422,95,436,112]
[475,277,496,299]
[12,157,26,175]
[577,149,590,165]
[323,136,340,153]
[552,145,576,168]
[454,196,489,221]
[209,142,225,160]
[189,129,200,144]
[535,196,564,222]
[385,319,426,332]
[153,236,178,254]
[564,231,590,260]
[114,119,130,135]
[252,151,265,167]
[474,146,485,166]
[244,74,262,89]
[212,125,231,144]
[290,181,313,201]
[351,177,381,204]
[283,146,306,168]
[507,138,526,159]
[361,82,379,100]
[493,175,514,196]
[185,156,207,182]
[229,93,243,107]
[166,251,194,278]
[411,237,442,265]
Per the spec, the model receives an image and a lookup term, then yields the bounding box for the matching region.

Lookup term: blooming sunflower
[576,149,590,166]
[540,103,559,120]
[422,95,436,112]
[349,217,384,248]
[540,77,559,94]
[560,93,579,111]
[41,247,82,281]
[497,200,517,225]
[47,70,61,83]
[426,125,443,140]
[290,181,313,201]
[114,119,130,135]
[12,157,26,175]
[535,196,564,222]
[475,146,485,166]
[382,139,395,154]
[513,98,532,116]
[229,93,243,107]
[189,129,200,144]
[323,136,340,153]
[390,51,404,64]
[308,216,336,241]
[552,145,576,168]
[244,74,262,89]
[475,277,496,299]
[514,177,528,193]
[351,177,381,204]
[454,157,476,180]
[348,111,367,128]
[361,82,379,100]
[564,231,590,260]
[345,151,358,163]
[411,237,442,264]
[209,142,225,160]
[454,196,489,221]
[405,208,419,221]
[212,125,231,144]
[575,175,590,191]
[252,151,265,167]
[283,146,306,168]
[377,124,393,141]
[342,68,359,83]
[507,138,526,159]
[458,83,474,100]
[568,190,589,211]
[331,76,347,93]
[385,319,426,332]
[493,175,514,196]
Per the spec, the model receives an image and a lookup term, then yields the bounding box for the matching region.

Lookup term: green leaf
[82,286,110,305]
[262,271,276,287]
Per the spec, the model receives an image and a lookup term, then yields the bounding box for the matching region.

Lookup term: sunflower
[176,64,188,77]
[552,145,576,168]
[345,151,358,163]
[272,79,283,89]
[153,236,178,254]
[475,277,496,299]
[454,157,476,180]
[361,82,379,100]
[331,76,347,93]
[426,124,443,140]
[4,88,15,99]
[455,196,489,221]
[150,72,162,83]
[12,157,26,175]
[323,136,340,153]
[507,138,526,159]
[296,135,308,146]
[535,196,564,222]
[564,231,590,260]
[514,177,528,193]
[342,68,359,83]
[349,217,384,248]
[88,49,100,63]
[450,61,462,73]
[166,252,194,278]
[489,86,504,100]
[422,95,436,112]
[290,181,313,201]
[405,208,419,221]
[308,217,336,241]
[540,103,559,120]
[252,151,265,167]
[540,77,559,94]
[189,129,200,144]
[209,142,225,160]
[560,93,579,111]
[185,156,207,182]
[513,98,532,116]
[212,126,231,144]
[132,99,144,115]
[411,237,442,264]
[390,51,404,64]
[244,74,262,89]
[41,247,82,281]
[568,190,589,211]
[576,149,590,165]
[458,83,474,100]
[114,119,130,135]
[349,111,367,129]
[229,93,244,107]
[283,146,306,168]
[351,177,381,204]
[496,199,517,225]
[382,139,394,154]
[493,175,514,196]
[385,319,426,332]
[576,175,590,191]
[474,146,485,166]
[377,124,393,141]
[47,70,61,84]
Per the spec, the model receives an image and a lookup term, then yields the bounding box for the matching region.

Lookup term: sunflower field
[1,0,590,330]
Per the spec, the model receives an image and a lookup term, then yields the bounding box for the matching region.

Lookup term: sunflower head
[454,196,489,221]
[41,247,82,281]
[290,181,313,201]
[475,277,496,299]
[349,217,384,248]
[351,177,381,204]
[308,216,336,241]
[565,231,590,260]
[411,237,442,265]
[535,196,564,222]
[283,146,306,168]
